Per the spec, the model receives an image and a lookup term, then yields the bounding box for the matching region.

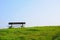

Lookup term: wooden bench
[8,22,26,28]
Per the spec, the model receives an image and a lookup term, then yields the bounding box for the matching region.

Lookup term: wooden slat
[9,22,26,24]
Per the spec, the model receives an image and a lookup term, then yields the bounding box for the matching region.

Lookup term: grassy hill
[0,26,60,40]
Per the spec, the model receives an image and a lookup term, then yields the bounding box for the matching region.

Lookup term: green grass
[0,26,60,40]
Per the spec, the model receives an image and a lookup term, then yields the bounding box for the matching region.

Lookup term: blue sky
[0,0,60,28]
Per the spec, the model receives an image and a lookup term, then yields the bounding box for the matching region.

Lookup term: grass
[0,26,60,40]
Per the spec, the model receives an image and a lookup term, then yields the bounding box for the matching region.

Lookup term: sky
[0,0,60,28]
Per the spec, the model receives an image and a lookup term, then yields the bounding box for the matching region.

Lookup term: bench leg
[9,24,12,28]
[21,24,24,28]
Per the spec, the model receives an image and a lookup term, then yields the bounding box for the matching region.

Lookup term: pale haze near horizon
[0,0,60,28]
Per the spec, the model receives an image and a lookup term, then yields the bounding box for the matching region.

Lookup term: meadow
[0,26,60,40]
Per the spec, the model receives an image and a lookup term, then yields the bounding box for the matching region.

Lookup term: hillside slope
[0,26,60,40]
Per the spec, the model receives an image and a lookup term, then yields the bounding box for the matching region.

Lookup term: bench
[8,22,26,28]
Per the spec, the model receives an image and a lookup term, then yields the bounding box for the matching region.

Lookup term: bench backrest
[9,22,25,25]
